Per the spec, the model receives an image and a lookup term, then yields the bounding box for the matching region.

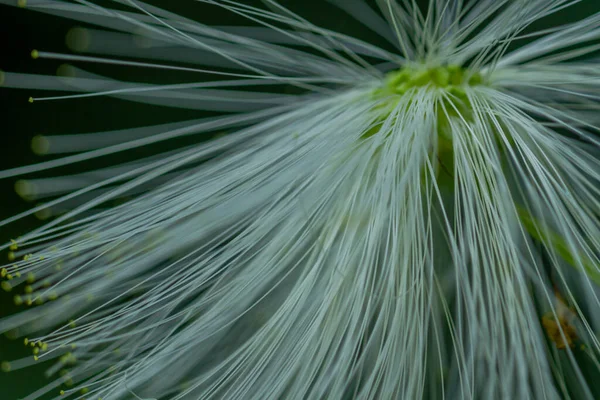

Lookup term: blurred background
[1,0,599,398]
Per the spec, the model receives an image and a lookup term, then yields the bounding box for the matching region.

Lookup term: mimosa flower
[0,1,599,399]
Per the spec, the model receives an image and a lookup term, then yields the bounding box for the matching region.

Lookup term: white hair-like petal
[0,1,599,399]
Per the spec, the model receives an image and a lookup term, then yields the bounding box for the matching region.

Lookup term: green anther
[386,70,408,87]
[447,86,467,100]
[1,282,12,292]
[447,65,464,85]
[1,361,11,372]
[430,67,450,87]
[377,64,483,96]
[468,73,483,86]
[409,69,432,87]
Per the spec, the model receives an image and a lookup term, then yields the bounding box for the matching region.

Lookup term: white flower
[0,0,599,399]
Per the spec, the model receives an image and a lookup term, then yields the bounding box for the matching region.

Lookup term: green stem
[517,206,600,286]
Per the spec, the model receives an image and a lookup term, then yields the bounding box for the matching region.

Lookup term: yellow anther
[6,274,13,280]
[17,0,26,8]
[49,292,58,301]
[33,355,39,361]
[31,135,50,155]
[69,320,76,328]
[15,180,34,200]
[4,330,18,340]
[56,64,76,78]
[1,282,12,292]
[23,254,32,261]
[7,252,15,261]
[28,97,34,103]
[13,295,23,306]
[24,338,29,346]
[66,27,91,52]
[24,286,33,294]
[1,361,11,372]
[41,343,48,351]
[0,268,6,278]
[9,240,18,251]
[31,50,39,59]
[15,271,21,278]
[35,207,52,221]
[27,272,35,283]
[80,387,89,394]
[33,347,39,355]
[60,390,65,396]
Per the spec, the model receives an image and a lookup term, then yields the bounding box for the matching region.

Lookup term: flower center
[365,65,485,142]
[378,64,483,95]
[365,65,487,186]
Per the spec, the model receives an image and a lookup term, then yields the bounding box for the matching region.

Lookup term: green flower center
[365,65,485,147]
[376,64,483,96]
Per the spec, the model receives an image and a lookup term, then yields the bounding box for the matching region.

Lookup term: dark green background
[1,1,599,399]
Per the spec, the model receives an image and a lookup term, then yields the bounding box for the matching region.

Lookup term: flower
[1,0,599,399]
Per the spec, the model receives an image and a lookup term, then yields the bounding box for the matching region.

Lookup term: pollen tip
[30,50,39,59]
[9,239,18,251]
[31,135,50,155]
[1,361,11,372]
[17,0,26,8]
[66,27,90,52]
[56,64,76,78]
[14,180,35,200]
[35,206,52,221]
